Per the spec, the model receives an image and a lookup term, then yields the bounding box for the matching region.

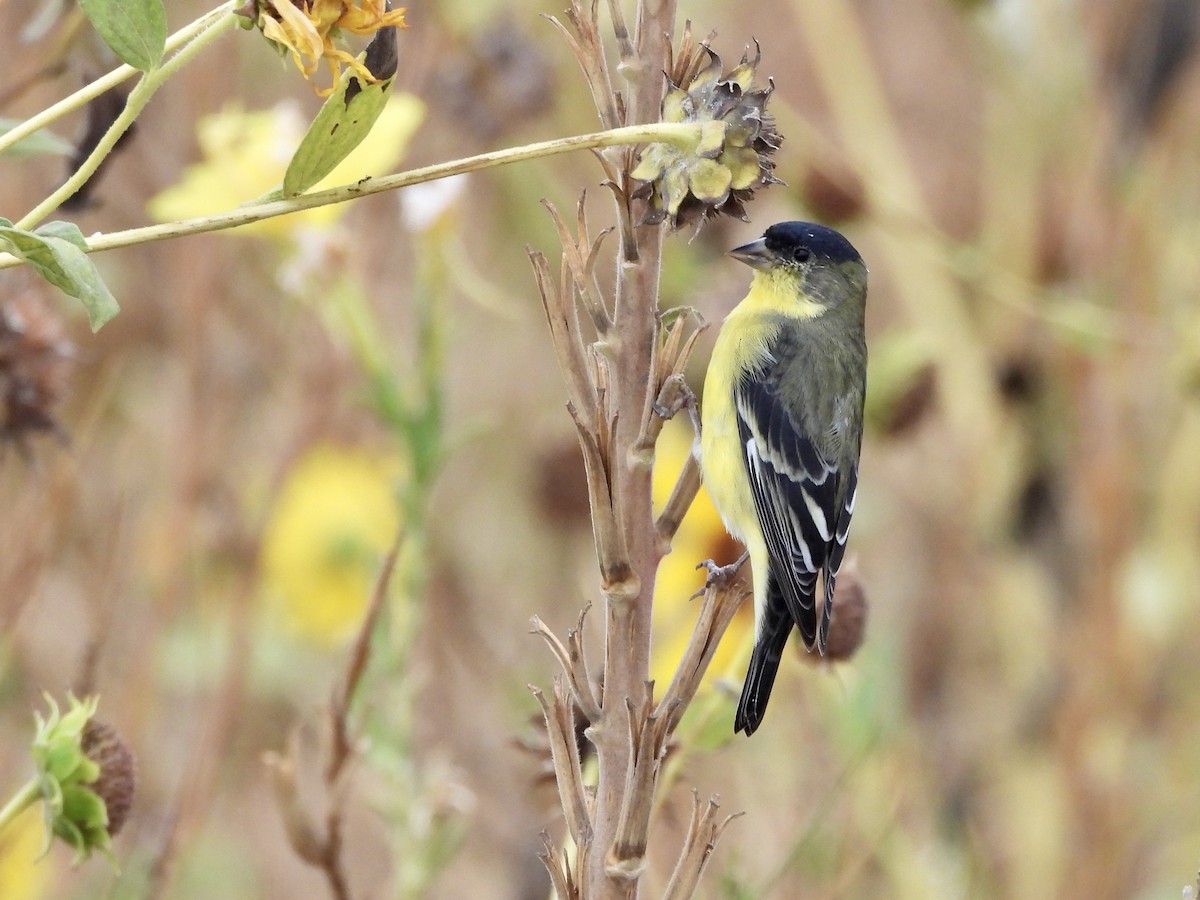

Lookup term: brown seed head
[81,719,137,837]
[820,569,868,663]
[0,281,73,452]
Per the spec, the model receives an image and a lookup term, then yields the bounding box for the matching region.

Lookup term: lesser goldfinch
[700,221,868,735]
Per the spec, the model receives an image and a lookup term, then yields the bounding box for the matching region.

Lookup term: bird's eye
[794,248,812,263]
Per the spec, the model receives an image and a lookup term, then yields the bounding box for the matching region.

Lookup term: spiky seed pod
[631,31,783,233]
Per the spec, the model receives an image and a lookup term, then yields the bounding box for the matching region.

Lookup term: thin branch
[656,453,702,545]
[655,580,750,735]
[542,197,612,335]
[662,792,742,900]
[530,680,594,850]
[16,10,240,229]
[0,122,700,270]
[0,1,239,156]
[530,249,598,415]
[328,532,403,782]
[552,1,622,129]
[530,610,603,724]
[566,400,635,595]
[609,684,669,879]
[605,0,635,62]
[539,832,581,900]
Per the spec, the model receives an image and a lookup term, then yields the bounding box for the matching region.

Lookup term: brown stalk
[548,2,621,130]
[262,533,402,900]
[542,197,613,335]
[540,832,582,900]
[531,248,598,414]
[654,580,749,734]
[530,1,754,896]
[603,0,678,887]
[655,453,702,545]
[531,679,594,849]
[661,793,742,900]
[608,684,672,878]
[530,607,603,731]
[328,536,401,781]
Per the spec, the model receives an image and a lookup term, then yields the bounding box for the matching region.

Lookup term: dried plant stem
[662,793,741,900]
[529,2,752,896]
[585,0,678,893]
[264,534,402,900]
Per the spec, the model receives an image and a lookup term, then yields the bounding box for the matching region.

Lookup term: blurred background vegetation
[2,0,1200,897]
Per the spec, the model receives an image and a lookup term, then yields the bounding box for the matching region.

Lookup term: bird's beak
[728,237,775,271]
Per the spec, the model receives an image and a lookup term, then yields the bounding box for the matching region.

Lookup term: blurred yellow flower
[651,417,753,690]
[252,0,407,92]
[146,94,425,238]
[0,807,51,900]
[261,444,401,645]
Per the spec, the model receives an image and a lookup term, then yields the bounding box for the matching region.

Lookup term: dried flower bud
[631,29,783,233]
[1,281,73,453]
[809,569,868,663]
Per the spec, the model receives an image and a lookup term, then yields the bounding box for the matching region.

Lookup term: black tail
[734,594,793,735]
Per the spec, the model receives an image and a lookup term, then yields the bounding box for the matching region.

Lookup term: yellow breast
[698,300,779,542]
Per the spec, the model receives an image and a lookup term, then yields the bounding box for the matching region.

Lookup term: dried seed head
[81,720,137,838]
[815,569,868,663]
[631,28,783,233]
[0,280,73,453]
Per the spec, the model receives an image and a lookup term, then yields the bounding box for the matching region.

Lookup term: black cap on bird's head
[730,221,863,272]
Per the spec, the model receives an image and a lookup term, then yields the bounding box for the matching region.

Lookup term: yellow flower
[0,807,51,900]
[146,95,425,239]
[260,444,402,645]
[251,0,408,93]
[651,418,754,690]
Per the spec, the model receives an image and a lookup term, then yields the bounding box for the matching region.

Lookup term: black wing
[735,375,857,651]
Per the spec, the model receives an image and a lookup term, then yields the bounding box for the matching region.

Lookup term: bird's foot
[652,375,701,432]
[692,552,749,599]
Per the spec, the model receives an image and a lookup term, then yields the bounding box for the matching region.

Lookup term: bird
[698,221,868,735]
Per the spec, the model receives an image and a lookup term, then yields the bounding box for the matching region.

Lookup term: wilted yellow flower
[651,418,753,690]
[260,444,401,645]
[243,0,408,93]
[147,96,424,239]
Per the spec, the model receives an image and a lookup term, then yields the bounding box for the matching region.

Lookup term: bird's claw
[691,557,745,599]
[653,375,698,422]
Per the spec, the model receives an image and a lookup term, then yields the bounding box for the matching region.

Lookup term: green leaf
[34,220,90,249]
[78,0,166,71]
[283,69,395,197]
[0,222,120,331]
[0,118,72,158]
